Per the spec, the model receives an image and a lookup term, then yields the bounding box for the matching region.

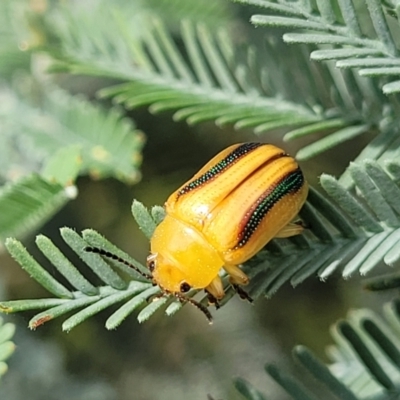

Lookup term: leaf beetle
[87,142,308,323]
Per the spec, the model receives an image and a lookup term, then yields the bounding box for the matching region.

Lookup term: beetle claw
[232,284,253,303]
[205,290,221,309]
[211,300,221,310]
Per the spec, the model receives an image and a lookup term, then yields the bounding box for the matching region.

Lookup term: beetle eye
[148,260,155,272]
[146,254,157,273]
[180,282,191,293]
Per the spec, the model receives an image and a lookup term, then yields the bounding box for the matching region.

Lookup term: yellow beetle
[87,142,308,322]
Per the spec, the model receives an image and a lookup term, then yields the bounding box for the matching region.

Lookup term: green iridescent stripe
[235,168,305,249]
[177,142,262,198]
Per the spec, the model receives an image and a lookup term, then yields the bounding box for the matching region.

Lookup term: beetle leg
[205,275,224,304]
[224,265,253,302]
[232,283,253,303]
[224,264,249,285]
[205,290,221,309]
[274,221,305,238]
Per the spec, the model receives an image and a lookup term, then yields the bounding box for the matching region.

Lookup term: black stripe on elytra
[234,168,305,249]
[176,142,263,198]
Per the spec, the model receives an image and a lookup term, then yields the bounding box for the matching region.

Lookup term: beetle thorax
[149,214,224,293]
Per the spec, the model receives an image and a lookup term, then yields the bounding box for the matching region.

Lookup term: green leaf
[265,364,318,400]
[233,377,269,400]
[60,228,128,290]
[233,0,304,16]
[131,200,158,240]
[251,15,325,31]
[45,9,332,152]
[365,0,397,55]
[359,67,400,77]
[105,286,160,330]
[0,299,69,314]
[240,0,400,99]
[36,235,98,296]
[382,80,400,94]
[39,89,145,183]
[348,162,399,227]
[283,33,364,46]
[41,145,82,186]
[5,238,73,299]
[236,300,400,399]
[137,297,169,323]
[337,58,400,68]
[0,317,15,380]
[82,229,149,280]
[283,119,347,141]
[125,0,233,30]
[320,174,382,233]
[62,283,147,332]
[295,346,359,399]
[35,1,396,161]
[311,48,382,61]
[364,270,400,291]
[151,205,166,225]
[82,229,149,282]
[338,321,395,390]
[0,174,74,242]
[0,229,166,330]
[0,2,32,79]
[336,0,360,35]
[29,296,100,330]
[0,86,144,184]
[338,128,400,189]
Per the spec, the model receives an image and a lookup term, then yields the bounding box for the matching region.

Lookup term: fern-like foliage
[226,0,400,163]
[0,224,167,331]
[339,125,400,189]
[235,0,400,95]
[2,157,400,328]
[234,299,400,400]
[49,11,320,128]
[0,174,75,242]
[135,0,233,29]
[0,1,32,78]
[0,86,144,185]
[0,84,144,242]
[0,2,145,242]
[0,317,15,382]
[39,2,390,160]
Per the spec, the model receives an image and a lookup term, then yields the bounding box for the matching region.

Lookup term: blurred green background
[0,1,392,399]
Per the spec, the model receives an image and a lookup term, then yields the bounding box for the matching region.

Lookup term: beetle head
[147,253,193,294]
[84,247,212,323]
[147,252,213,323]
[85,246,212,324]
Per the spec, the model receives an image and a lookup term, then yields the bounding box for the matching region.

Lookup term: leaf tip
[4,237,17,249]
[292,344,307,356]
[319,173,336,186]
[0,304,13,314]
[105,322,118,331]
[29,314,53,330]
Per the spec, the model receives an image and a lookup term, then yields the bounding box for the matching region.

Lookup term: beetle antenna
[85,247,153,280]
[174,293,213,325]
